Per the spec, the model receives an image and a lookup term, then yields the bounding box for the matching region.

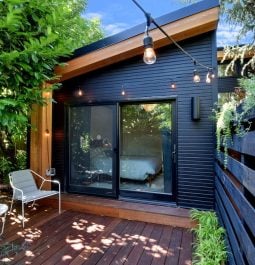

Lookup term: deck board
[0,203,193,265]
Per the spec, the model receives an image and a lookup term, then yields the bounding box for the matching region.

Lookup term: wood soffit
[55,7,220,82]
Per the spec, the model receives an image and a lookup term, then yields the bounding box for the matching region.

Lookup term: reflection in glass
[120,103,173,194]
[69,106,114,190]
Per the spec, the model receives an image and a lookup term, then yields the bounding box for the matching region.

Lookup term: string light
[131,0,215,84]
[143,18,156,64]
[206,71,211,84]
[193,61,201,83]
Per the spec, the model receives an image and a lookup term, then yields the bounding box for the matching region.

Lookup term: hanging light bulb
[143,35,156,65]
[121,90,126,96]
[193,69,200,83]
[193,61,200,83]
[210,68,215,79]
[206,71,211,84]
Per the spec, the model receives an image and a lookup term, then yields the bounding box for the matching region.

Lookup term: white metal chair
[9,169,61,228]
[0,203,8,236]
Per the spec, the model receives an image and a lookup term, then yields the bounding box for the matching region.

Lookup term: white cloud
[217,22,252,47]
[82,12,103,20]
[103,23,130,36]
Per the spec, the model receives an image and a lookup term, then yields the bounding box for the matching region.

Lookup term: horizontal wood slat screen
[215,114,255,265]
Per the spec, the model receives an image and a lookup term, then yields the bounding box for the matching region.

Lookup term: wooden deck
[41,193,194,229]
[0,203,193,265]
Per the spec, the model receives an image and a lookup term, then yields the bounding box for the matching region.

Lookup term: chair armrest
[39,178,60,191]
[11,186,24,199]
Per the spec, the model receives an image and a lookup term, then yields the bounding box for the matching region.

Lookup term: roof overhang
[56,2,219,82]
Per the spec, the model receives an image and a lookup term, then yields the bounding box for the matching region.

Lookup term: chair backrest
[9,169,38,194]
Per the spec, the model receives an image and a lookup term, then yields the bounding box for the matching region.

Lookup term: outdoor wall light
[78,87,83,96]
[171,83,176,89]
[45,129,50,137]
[169,79,176,89]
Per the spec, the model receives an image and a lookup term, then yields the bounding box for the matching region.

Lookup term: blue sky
[84,0,250,47]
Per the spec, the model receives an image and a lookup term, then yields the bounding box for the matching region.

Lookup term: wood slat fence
[215,120,255,265]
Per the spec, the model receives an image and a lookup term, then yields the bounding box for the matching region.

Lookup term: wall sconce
[191,96,200,120]
[45,129,50,137]
[78,87,83,96]
[169,79,176,89]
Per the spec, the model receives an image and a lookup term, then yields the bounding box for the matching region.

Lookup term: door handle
[172,144,176,163]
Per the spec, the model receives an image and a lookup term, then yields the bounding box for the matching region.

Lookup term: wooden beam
[30,89,52,188]
[56,7,219,81]
[217,49,255,61]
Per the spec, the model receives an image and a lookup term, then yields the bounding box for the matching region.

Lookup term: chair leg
[22,201,25,228]
[0,212,7,236]
[59,192,61,214]
[9,194,14,213]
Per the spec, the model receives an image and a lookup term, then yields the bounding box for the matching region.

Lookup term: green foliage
[0,0,103,181]
[0,156,13,184]
[191,209,227,265]
[215,76,255,165]
[121,103,171,135]
[181,0,255,75]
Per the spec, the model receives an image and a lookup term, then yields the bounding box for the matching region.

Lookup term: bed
[90,152,162,181]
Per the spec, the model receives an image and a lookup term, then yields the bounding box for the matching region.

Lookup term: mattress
[91,155,162,181]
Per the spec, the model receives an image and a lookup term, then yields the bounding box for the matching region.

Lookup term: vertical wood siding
[53,32,217,209]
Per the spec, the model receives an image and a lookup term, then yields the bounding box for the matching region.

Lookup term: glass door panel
[68,105,116,197]
[120,102,174,200]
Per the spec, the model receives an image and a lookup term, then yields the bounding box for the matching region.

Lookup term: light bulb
[121,90,125,96]
[206,72,211,84]
[193,70,200,83]
[143,47,156,65]
[143,35,156,65]
[78,89,83,96]
[171,83,176,89]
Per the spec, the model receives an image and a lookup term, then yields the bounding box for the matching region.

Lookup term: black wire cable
[131,0,214,70]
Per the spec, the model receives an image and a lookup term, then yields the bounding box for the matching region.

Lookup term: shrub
[191,209,227,265]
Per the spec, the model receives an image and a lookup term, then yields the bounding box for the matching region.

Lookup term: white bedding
[91,155,161,181]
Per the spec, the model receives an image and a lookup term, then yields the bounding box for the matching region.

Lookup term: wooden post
[30,90,52,189]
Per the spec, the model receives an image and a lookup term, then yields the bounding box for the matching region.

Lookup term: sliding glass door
[67,101,175,202]
[119,102,175,201]
[67,105,117,197]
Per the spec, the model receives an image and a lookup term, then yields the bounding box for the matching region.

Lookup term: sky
[84,0,250,47]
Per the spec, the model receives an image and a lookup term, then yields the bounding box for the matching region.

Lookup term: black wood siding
[53,32,217,209]
[218,76,239,93]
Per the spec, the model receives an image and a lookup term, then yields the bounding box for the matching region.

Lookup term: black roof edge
[70,0,219,60]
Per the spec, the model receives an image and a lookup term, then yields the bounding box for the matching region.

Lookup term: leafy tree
[181,0,255,74]
[0,0,103,183]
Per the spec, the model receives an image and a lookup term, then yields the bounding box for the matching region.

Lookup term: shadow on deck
[0,193,193,265]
